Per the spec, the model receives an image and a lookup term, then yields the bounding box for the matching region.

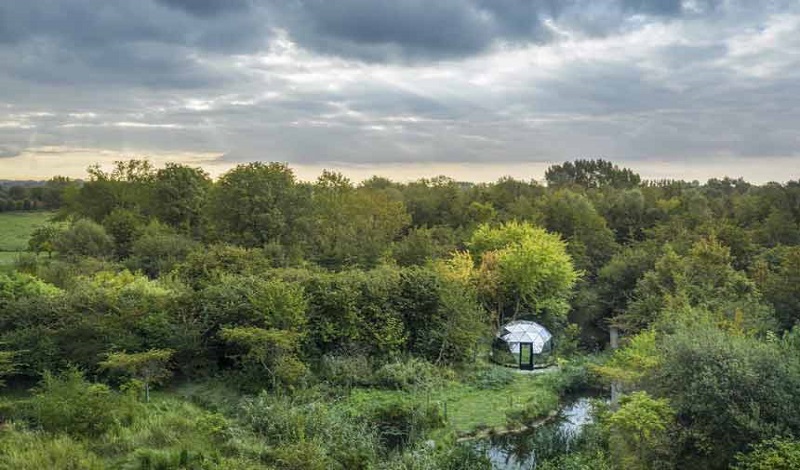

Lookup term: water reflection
[479,397,595,470]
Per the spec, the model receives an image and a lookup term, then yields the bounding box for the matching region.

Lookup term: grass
[0,211,55,251]
[0,211,55,271]
[0,251,20,270]
[343,369,561,435]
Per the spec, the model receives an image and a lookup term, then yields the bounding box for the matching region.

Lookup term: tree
[102,208,145,259]
[545,159,641,189]
[401,176,471,228]
[540,189,618,275]
[652,324,800,469]
[469,221,579,329]
[150,163,211,235]
[66,160,154,222]
[209,162,310,248]
[220,327,306,388]
[311,171,411,268]
[0,350,17,387]
[54,219,114,259]
[620,238,774,333]
[28,224,62,258]
[99,349,174,402]
[127,226,199,278]
[752,247,800,330]
[735,438,800,470]
[605,391,674,470]
[431,254,488,363]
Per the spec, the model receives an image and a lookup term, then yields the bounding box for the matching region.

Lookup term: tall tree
[311,171,410,268]
[209,162,310,248]
[545,159,641,189]
[469,221,579,329]
[150,163,211,236]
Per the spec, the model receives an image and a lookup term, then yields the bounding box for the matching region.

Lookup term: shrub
[26,369,141,437]
[239,392,380,469]
[318,354,375,388]
[374,358,442,391]
[364,397,445,450]
[0,425,104,470]
[735,438,800,470]
[470,366,515,390]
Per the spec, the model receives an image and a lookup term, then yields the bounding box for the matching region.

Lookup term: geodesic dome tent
[491,320,553,369]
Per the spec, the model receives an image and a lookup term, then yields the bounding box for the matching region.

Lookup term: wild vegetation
[1,158,799,468]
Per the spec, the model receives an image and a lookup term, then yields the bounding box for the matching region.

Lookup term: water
[478,397,596,470]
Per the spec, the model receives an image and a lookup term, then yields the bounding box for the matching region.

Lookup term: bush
[127,232,199,278]
[470,366,515,390]
[26,369,141,437]
[379,441,491,470]
[364,397,445,450]
[239,392,380,469]
[0,425,104,470]
[54,219,114,259]
[318,354,375,388]
[735,438,800,470]
[374,358,442,391]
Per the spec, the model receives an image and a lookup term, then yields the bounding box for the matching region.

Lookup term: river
[476,396,597,469]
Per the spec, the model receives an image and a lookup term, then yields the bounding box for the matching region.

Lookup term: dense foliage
[1,158,800,468]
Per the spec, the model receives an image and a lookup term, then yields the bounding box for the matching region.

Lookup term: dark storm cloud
[156,0,251,17]
[0,0,269,91]
[276,0,714,61]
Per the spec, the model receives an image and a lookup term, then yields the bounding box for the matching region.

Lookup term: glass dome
[498,320,552,354]
[491,320,553,369]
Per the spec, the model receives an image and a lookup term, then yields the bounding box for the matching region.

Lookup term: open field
[0,211,54,269]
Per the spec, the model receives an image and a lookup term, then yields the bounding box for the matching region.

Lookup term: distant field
[0,211,55,270]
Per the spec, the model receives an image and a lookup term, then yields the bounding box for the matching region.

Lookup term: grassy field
[344,370,560,435]
[0,211,54,270]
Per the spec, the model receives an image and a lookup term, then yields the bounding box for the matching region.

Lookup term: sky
[0,0,799,183]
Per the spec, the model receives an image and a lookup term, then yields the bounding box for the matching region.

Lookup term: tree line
[3,157,800,468]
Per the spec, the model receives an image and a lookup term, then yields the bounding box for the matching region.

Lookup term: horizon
[1,157,799,186]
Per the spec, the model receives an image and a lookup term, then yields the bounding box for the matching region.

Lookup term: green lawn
[0,211,55,251]
[0,211,55,270]
[344,371,560,435]
[0,251,21,270]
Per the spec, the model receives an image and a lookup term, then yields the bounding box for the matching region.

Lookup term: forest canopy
[1,158,800,469]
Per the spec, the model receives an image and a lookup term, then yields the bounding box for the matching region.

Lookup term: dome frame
[491,320,554,370]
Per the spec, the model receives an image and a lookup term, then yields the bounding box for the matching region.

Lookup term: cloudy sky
[1,0,799,182]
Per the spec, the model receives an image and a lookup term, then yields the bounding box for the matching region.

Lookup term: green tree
[220,326,306,388]
[99,348,174,402]
[150,163,211,235]
[621,238,774,333]
[311,171,410,268]
[469,221,578,328]
[605,391,673,470]
[127,227,199,278]
[540,189,618,275]
[0,350,17,387]
[752,246,800,330]
[735,438,800,470]
[102,208,145,259]
[28,224,62,258]
[66,160,154,222]
[545,159,641,189]
[209,162,310,248]
[653,324,800,469]
[53,219,114,259]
